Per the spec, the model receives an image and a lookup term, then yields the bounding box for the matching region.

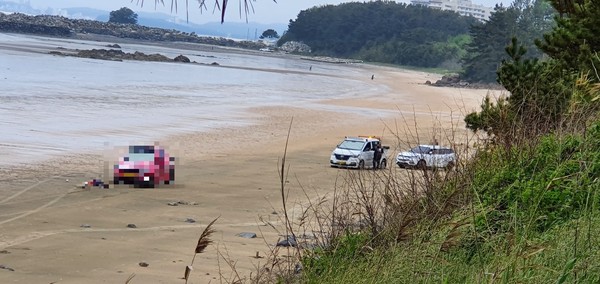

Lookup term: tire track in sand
[0,176,62,205]
[0,186,72,226]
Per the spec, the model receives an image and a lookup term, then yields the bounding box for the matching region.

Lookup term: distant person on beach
[309,65,312,71]
[371,74,374,80]
[373,143,382,169]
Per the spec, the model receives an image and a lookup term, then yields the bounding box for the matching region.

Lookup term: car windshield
[126,153,154,162]
[410,146,431,154]
[130,145,155,154]
[338,140,365,151]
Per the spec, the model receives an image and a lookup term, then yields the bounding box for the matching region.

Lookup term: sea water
[0,33,386,167]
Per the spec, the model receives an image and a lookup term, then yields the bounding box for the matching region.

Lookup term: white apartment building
[410,0,493,21]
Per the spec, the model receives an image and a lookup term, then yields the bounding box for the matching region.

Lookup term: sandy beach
[0,34,496,283]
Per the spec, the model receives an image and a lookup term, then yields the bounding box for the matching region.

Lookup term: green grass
[301,215,600,283]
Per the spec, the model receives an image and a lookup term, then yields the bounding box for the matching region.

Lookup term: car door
[442,149,455,166]
[430,148,446,168]
[363,142,374,167]
[425,147,437,167]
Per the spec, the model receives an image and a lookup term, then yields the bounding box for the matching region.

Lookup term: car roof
[345,136,380,142]
[417,144,453,150]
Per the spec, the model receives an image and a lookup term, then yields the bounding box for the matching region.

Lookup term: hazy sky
[23,0,512,24]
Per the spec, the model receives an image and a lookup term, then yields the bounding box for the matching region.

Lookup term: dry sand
[0,39,499,283]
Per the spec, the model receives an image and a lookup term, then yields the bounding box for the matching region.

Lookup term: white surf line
[0,221,271,249]
[0,176,62,205]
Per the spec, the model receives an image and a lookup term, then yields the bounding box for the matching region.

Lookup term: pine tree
[462,5,520,83]
[536,0,600,81]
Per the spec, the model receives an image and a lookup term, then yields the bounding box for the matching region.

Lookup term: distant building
[410,0,493,21]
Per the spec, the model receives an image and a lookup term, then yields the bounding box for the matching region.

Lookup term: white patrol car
[330,136,389,169]
[395,144,456,169]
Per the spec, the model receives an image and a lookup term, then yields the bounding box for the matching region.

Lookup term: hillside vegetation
[266,0,600,283]
[278,1,478,69]
[278,0,555,80]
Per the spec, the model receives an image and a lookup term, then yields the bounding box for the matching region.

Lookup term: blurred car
[395,144,455,169]
[114,145,175,188]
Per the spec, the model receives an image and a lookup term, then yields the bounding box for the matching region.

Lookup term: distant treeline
[278,1,478,68]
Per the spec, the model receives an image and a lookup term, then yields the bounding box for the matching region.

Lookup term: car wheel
[358,160,365,170]
[380,159,387,169]
[417,160,427,170]
[139,177,155,188]
[446,161,455,170]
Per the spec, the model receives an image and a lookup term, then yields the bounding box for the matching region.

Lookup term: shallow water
[0,33,386,167]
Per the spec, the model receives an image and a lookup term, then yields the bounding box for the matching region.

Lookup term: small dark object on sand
[0,264,15,271]
[237,232,257,239]
[139,262,149,267]
[81,179,107,188]
[276,235,297,247]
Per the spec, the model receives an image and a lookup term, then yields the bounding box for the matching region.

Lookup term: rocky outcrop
[51,49,188,63]
[173,55,191,63]
[427,74,504,90]
[429,74,467,87]
[0,21,71,36]
[300,56,363,64]
[279,41,312,54]
[0,13,267,50]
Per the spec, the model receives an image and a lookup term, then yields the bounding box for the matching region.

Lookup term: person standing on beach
[373,143,383,169]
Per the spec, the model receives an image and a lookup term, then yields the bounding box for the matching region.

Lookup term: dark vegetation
[278,1,478,69]
[260,28,280,39]
[462,0,555,83]
[108,7,138,25]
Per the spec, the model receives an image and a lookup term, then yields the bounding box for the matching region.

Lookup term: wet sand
[0,34,497,283]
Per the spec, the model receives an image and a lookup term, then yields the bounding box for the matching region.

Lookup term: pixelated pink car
[113,145,175,188]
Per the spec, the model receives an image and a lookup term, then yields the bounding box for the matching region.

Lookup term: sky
[20,0,512,24]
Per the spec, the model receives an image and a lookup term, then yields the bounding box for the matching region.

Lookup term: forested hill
[278,1,479,68]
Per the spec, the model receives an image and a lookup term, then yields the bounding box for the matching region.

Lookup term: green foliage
[465,0,599,141]
[462,1,555,83]
[497,38,573,129]
[464,95,511,136]
[301,215,600,282]
[301,233,371,282]
[537,0,600,81]
[471,127,600,234]
[462,5,519,83]
[259,29,279,39]
[109,7,138,25]
[278,2,477,68]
